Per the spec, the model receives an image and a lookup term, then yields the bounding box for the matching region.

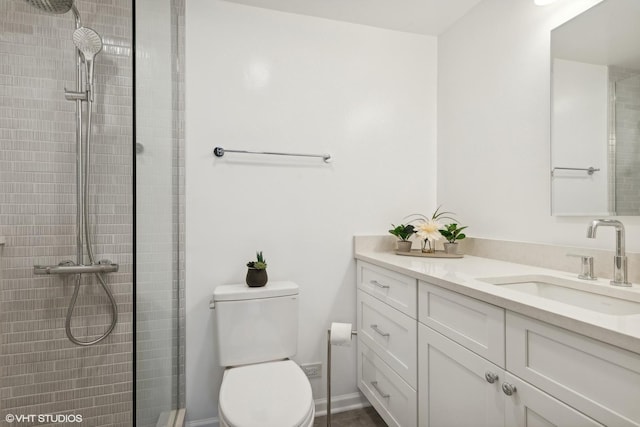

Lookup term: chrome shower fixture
[73,26,103,100]
[27,0,118,346]
[23,0,75,14]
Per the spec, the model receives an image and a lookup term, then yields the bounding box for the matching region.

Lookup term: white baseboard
[185,392,370,427]
[313,391,370,417]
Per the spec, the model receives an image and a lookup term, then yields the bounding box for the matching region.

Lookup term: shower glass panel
[135,0,185,425]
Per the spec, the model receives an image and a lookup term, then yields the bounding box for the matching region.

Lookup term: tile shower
[0,0,184,425]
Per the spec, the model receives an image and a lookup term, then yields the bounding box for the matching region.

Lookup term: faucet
[586,219,631,287]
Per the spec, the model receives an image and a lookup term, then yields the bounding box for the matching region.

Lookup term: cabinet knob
[484,371,499,384]
[501,382,517,396]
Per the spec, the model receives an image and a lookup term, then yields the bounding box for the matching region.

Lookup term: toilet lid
[219,360,314,427]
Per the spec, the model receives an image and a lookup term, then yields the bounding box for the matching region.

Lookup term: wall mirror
[550,0,640,216]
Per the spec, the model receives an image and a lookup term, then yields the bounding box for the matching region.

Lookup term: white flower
[415,219,443,243]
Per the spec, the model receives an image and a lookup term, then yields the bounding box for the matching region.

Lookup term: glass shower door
[135,0,185,425]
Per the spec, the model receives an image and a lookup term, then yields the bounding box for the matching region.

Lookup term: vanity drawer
[358,340,417,427]
[357,290,417,388]
[357,261,417,318]
[418,281,505,367]
[506,312,640,427]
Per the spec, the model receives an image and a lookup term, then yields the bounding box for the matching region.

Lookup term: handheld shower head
[73,26,103,62]
[72,27,103,100]
[23,0,74,14]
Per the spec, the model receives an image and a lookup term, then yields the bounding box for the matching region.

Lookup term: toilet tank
[213,281,299,367]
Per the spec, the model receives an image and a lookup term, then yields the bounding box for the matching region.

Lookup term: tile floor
[313,406,387,426]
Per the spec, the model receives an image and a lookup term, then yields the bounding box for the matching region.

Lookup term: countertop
[354,242,640,355]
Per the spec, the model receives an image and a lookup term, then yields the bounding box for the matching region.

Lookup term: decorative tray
[395,249,463,259]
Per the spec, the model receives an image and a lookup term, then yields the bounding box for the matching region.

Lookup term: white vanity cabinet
[417,280,636,427]
[418,323,604,427]
[506,312,640,427]
[356,261,418,427]
[355,260,640,427]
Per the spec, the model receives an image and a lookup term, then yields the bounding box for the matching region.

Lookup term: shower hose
[65,94,118,346]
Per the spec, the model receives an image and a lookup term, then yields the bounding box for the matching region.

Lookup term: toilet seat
[218,359,314,427]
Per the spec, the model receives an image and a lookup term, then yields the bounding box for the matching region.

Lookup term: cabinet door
[507,312,640,427]
[418,324,504,427]
[503,372,604,427]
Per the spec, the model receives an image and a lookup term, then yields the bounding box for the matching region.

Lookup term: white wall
[437,0,640,251]
[185,1,437,422]
[551,59,608,215]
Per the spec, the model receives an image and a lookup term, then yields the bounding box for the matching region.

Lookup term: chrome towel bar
[551,166,600,176]
[213,146,331,163]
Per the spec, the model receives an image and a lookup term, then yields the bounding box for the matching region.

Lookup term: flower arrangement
[246,251,267,270]
[406,206,463,253]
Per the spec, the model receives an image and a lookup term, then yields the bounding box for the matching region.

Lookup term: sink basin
[478,275,640,315]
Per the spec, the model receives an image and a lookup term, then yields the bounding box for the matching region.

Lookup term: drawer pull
[501,382,517,396]
[484,371,499,384]
[370,324,390,337]
[370,280,390,289]
[370,381,390,399]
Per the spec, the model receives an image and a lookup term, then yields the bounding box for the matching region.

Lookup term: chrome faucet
[586,219,631,287]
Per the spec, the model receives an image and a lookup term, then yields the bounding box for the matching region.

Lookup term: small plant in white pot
[388,224,415,252]
[439,224,468,254]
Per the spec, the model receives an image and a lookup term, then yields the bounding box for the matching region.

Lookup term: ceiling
[221,0,484,36]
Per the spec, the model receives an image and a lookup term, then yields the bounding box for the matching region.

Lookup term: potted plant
[439,223,468,254]
[389,224,415,252]
[246,251,268,287]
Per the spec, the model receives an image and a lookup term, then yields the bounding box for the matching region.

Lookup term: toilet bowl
[218,360,314,427]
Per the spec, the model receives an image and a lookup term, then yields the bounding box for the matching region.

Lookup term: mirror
[550,0,640,216]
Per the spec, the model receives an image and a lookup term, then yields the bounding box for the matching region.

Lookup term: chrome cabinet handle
[501,382,517,396]
[484,371,499,384]
[370,280,390,289]
[370,324,390,337]
[370,381,390,398]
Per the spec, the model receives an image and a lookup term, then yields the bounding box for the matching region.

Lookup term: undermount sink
[478,275,640,316]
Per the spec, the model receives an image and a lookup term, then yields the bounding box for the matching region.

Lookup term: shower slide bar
[213,146,332,163]
[551,166,600,176]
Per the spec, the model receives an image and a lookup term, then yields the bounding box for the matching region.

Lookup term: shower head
[73,27,103,101]
[23,0,75,14]
[73,26,103,62]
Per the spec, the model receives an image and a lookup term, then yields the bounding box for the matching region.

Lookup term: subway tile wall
[610,66,640,215]
[0,0,133,425]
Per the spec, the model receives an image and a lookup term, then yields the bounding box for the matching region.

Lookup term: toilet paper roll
[330,322,354,347]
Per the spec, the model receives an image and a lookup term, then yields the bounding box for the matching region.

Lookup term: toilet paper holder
[326,324,357,427]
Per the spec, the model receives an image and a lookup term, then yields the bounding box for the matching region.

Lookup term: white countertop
[355,246,640,354]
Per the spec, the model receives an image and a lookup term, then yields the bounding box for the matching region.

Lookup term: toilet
[212,281,315,427]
